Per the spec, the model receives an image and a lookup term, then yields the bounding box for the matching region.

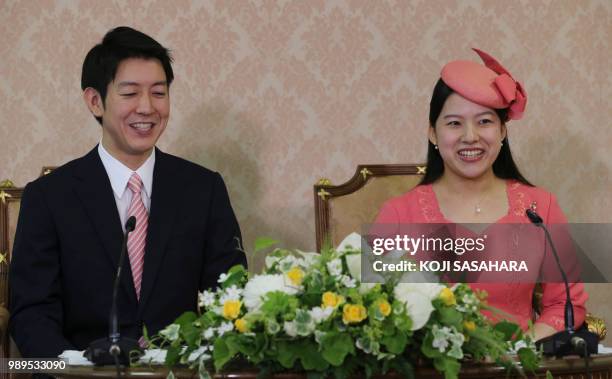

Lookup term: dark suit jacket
[9,147,246,357]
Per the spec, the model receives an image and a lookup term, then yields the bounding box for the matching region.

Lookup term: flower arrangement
[150,234,539,379]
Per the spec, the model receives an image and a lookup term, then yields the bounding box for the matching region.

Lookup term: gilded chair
[0,180,23,360]
[314,164,426,252]
[0,167,55,364]
[313,164,606,341]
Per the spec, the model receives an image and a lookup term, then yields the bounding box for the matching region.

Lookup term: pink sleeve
[537,194,588,331]
[374,200,402,225]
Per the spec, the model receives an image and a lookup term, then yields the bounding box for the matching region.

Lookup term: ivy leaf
[213,337,236,371]
[254,237,279,254]
[261,291,297,318]
[389,358,414,379]
[321,332,355,366]
[175,312,198,328]
[182,323,201,347]
[437,308,462,328]
[421,331,441,359]
[517,347,540,372]
[433,356,461,379]
[165,344,181,367]
[221,265,247,289]
[381,330,408,354]
[276,341,298,369]
[298,340,329,371]
[493,321,521,341]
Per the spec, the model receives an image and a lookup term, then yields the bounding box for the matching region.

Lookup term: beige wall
[1,0,611,260]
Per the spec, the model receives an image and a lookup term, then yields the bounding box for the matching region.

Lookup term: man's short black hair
[81,26,174,124]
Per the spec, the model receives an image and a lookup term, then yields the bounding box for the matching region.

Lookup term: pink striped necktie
[126,173,148,301]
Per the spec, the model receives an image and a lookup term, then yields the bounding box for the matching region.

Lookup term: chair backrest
[0,181,23,360]
[314,164,426,252]
[0,168,54,363]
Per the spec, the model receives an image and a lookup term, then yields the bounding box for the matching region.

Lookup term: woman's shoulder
[506,180,561,220]
[376,184,438,223]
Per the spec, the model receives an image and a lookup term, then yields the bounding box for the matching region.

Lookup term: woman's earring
[434,145,439,150]
[500,141,504,146]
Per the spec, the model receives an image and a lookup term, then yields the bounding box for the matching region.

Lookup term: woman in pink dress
[374,49,587,340]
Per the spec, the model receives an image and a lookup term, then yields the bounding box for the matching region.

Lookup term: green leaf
[433,356,460,379]
[276,341,298,369]
[165,345,181,367]
[493,321,521,341]
[298,340,329,371]
[421,331,441,359]
[517,347,540,372]
[321,332,355,366]
[221,265,247,288]
[389,358,414,379]
[546,370,554,379]
[381,330,408,354]
[175,311,198,327]
[182,323,201,346]
[254,237,279,254]
[213,337,236,371]
[166,371,175,379]
[261,291,297,318]
[437,308,462,328]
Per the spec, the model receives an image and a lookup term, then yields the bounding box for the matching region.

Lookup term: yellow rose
[322,292,344,308]
[439,287,456,306]
[222,300,242,320]
[463,320,476,332]
[286,267,305,286]
[235,318,249,333]
[342,304,367,324]
[378,300,392,317]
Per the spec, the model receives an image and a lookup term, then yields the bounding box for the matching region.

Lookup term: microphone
[526,209,598,357]
[85,216,144,366]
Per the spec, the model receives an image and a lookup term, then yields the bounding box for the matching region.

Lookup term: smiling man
[9,26,246,358]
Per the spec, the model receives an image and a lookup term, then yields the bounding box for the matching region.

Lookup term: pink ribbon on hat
[473,48,527,120]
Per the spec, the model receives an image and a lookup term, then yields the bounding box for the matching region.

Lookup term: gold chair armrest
[585,312,607,341]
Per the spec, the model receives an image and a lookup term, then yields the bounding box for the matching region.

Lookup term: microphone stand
[85,216,144,368]
[526,209,598,358]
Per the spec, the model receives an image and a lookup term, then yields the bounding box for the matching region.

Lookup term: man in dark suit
[9,26,247,358]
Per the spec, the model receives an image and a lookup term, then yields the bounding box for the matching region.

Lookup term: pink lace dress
[374,180,587,331]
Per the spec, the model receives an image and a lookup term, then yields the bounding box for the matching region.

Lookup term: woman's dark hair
[81,26,174,125]
[420,79,532,186]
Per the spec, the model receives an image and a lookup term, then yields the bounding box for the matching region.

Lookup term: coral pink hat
[441,49,527,120]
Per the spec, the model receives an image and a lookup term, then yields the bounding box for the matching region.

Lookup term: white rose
[394,281,445,331]
[344,253,361,280]
[242,274,299,312]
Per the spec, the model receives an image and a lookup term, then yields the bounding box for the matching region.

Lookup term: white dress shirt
[98,143,155,232]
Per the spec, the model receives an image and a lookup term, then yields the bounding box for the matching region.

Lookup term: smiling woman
[374,49,588,342]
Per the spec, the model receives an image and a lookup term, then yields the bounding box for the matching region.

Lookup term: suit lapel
[138,149,180,315]
[73,146,138,304]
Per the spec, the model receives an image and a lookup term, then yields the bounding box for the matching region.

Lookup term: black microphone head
[125,216,136,232]
[525,209,543,225]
